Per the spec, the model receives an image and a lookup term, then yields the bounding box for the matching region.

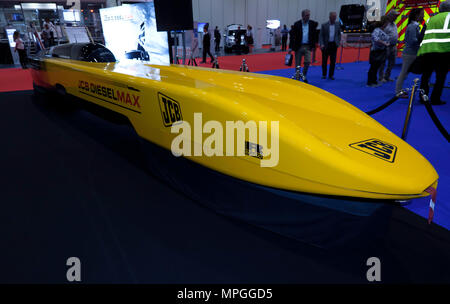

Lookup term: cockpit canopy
[48,43,116,63]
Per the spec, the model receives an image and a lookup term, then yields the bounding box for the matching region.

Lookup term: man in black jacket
[289,9,318,82]
[201,24,214,63]
[214,26,221,53]
[288,25,295,48]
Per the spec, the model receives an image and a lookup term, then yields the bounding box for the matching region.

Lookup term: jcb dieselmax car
[30,43,438,244]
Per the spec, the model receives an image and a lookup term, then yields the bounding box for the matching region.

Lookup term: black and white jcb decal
[350,138,397,163]
[158,93,183,127]
[245,141,264,159]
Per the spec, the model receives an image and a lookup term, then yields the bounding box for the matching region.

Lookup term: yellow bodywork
[31,58,438,200]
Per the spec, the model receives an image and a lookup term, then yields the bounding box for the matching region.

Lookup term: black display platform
[1,90,450,283]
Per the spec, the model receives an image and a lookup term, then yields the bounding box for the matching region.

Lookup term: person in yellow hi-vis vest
[418,0,450,105]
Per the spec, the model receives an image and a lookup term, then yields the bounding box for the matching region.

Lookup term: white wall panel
[234,0,246,25]
[277,0,289,27]
[223,0,235,26]
[267,0,278,19]
[192,0,200,21]
[211,0,224,29]
[247,0,259,46]
[198,0,212,23]
[247,0,258,29]
[287,0,299,27]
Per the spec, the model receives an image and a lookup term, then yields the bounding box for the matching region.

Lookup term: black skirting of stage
[1,90,450,283]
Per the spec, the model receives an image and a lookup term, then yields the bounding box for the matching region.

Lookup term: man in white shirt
[43,17,56,46]
[319,12,341,80]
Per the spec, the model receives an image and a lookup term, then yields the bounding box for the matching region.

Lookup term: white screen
[64,10,81,22]
[100,2,169,65]
[63,11,75,22]
[266,20,281,29]
[6,28,17,48]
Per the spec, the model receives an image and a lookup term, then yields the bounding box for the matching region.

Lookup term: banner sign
[402,0,440,7]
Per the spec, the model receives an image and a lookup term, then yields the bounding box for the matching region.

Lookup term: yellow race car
[29,43,438,203]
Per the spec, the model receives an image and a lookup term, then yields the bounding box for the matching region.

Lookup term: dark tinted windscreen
[79,44,116,62]
[84,48,116,62]
[51,44,73,59]
[50,43,116,62]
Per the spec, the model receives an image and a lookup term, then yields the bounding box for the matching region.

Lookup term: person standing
[245,25,254,44]
[13,31,27,69]
[418,0,450,105]
[190,30,199,64]
[312,24,320,63]
[288,25,294,49]
[281,24,289,51]
[246,25,254,52]
[379,10,400,82]
[214,26,221,53]
[289,9,318,83]
[41,24,51,48]
[43,17,56,46]
[201,23,214,63]
[43,17,56,33]
[395,8,424,97]
[319,11,341,80]
[235,26,242,55]
[367,16,390,87]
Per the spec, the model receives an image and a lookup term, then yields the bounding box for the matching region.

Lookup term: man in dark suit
[214,26,221,53]
[319,11,341,80]
[288,25,294,47]
[289,9,318,82]
[201,23,214,63]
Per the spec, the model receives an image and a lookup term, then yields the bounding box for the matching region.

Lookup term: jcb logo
[158,93,183,127]
[245,141,264,159]
[350,138,397,163]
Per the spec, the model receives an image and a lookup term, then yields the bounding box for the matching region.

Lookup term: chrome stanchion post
[239,58,249,72]
[212,55,219,69]
[356,34,362,63]
[182,30,186,65]
[401,78,419,140]
[292,65,301,80]
[291,65,306,82]
[397,88,409,98]
[173,31,178,64]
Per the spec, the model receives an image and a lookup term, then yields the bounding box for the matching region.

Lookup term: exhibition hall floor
[0,60,449,283]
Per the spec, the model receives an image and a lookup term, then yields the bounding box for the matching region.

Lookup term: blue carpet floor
[258,60,450,230]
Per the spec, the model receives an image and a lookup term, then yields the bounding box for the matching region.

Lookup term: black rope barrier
[365,91,403,115]
[419,90,450,142]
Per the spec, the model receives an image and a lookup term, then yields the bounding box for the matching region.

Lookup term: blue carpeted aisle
[258,60,450,230]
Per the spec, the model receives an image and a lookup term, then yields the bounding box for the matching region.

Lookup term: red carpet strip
[0,47,371,93]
